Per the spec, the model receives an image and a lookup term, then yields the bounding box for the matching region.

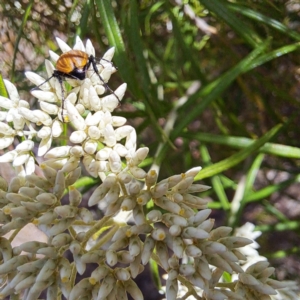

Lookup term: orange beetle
[36,49,120,119]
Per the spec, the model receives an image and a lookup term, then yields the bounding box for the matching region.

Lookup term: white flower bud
[54,205,78,218]
[113,143,128,157]
[68,278,90,300]
[151,228,166,241]
[117,251,135,264]
[151,182,169,198]
[34,210,57,225]
[88,178,115,206]
[146,210,162,222]
[102,126,116,149]
[114,83,127,100]
[124,278,143,300]
[182,227,210,239]
[172,177,194,193]
[70,145,84,157]
[40,163,57,185]
[59,258,71,282]
[162,213,188,227]
[210,226,232,240]
[31,109,52,126]
[121,196,136,211]
[115,268,131,281]
[15,241,48,254]
[179,264,196,276]
[183,193,209,208]
[89,265,109,285]
[172,237,184,258]
[48,218,74,236]
[207,254,232,273]
[187,183,211,193]
[13,152,29,167]
[36,259,56,282]
[89,85,101,111]
[198,219,215,232]
[103,184,120,205]
[188,209,212,226]
[45,146,72,158]
[219,236,252,249]
[185,166,202,177]
[95,147,111,160]
[65,167,81,186]
[128,181,142,195]
[117,171,133,184]
[169,224,181,236]
[145,169,158,187]
[141,236,155,265]
[0,137,14,150]
[106,250,118,266]
[14,275,37,293]
[39,101,59,115]
[109,150,122,173]
[111,116,126,127]
[154,197,183,215]
[70,130,87,143]
[37,246,57,258]
[9,206,30,218]
[133,205,146,226]
[51,233,72,247]
[187,272,205,290]
[65,96,86,130]
[61,156,80,173]
[84,139,98,154]
[129,236,142,257]
[74,253,86,275]
[81,250,105,263]
[135,190,150,206]
[78,207,94,224]
[18,107,39,126]
[16,140,34,152]
[186,245,202,257]
[85,111,103,126]
[166,273,179,300]
[25,174,52,190]
[36,193,57,205]
[0,96,13,110]
[101,93,119,111]
[130,166,147,179]
[96,274,115,300]
[0,150,17,163]
[0,122,15,135]
[87,125,101,140]
[0,255,28,275]
[194,257,212,280]
[105,196,123,216]
[156,241,169,271]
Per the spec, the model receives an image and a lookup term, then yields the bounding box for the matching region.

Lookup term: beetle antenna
[89,56,121,104]
[31,75,54,91]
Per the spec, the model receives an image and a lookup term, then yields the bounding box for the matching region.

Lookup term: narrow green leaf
[200,144,230,210]
[201,0,262,47]
[95,1,138,96]
[244,174,300,203]
[171,41,268,139]
[182,132,300,159]
[195,124,283,180]
[0,75,8,98]
[227,3,300,41]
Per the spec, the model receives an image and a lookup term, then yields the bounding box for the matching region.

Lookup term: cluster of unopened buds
[0,37,293,299]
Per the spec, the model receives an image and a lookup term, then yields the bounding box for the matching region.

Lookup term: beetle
[35,49,120,120]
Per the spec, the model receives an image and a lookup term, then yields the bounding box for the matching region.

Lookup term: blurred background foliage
[1,0,300,283]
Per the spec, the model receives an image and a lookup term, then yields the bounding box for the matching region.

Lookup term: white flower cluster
[0,37,291,300]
